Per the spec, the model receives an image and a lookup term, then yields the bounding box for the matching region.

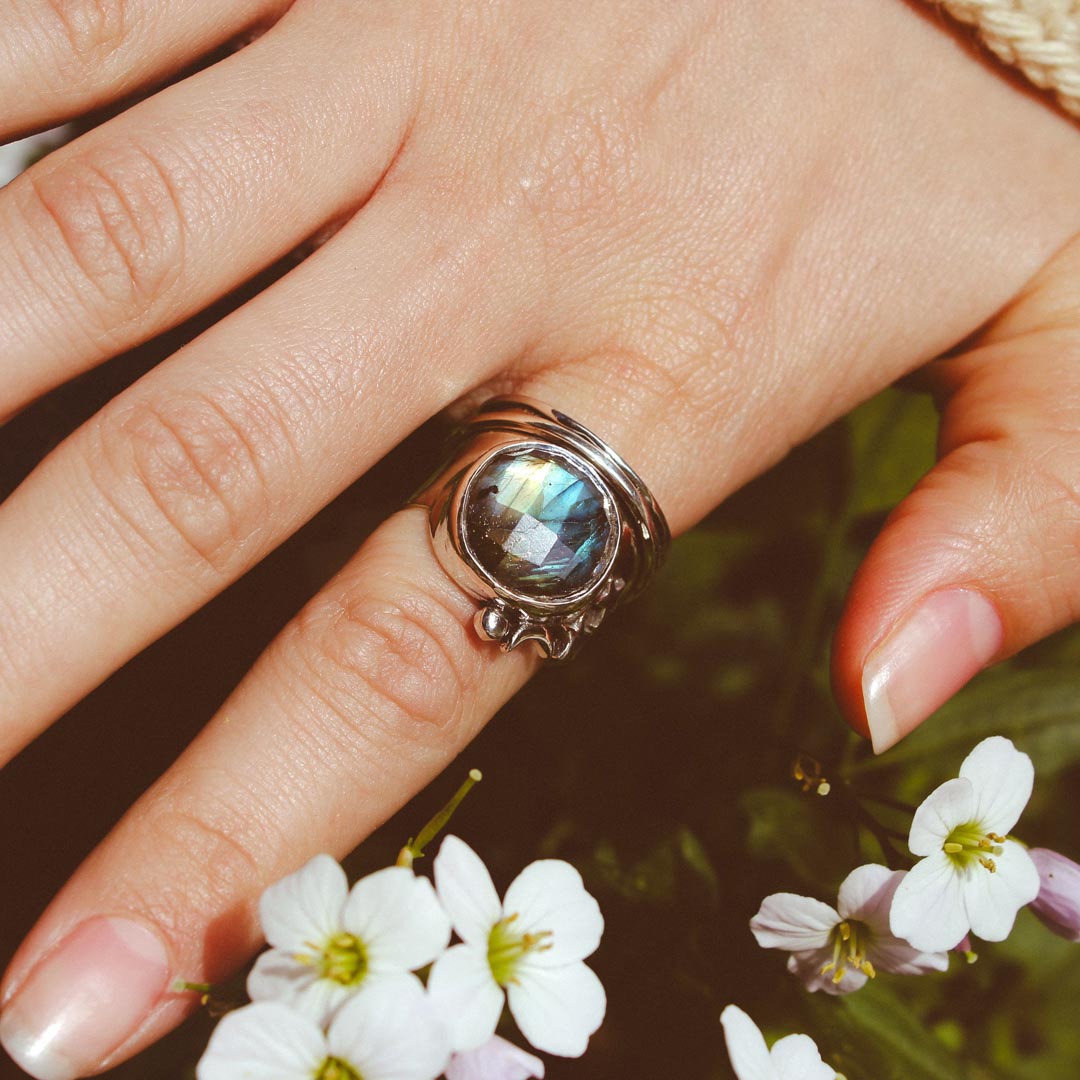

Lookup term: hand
[1,0,1079,1076]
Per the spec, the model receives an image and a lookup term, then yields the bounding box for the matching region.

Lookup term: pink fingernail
[0,917,169,1080]
[861,589,1003,754]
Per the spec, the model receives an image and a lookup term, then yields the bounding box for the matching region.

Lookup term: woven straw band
[926,1,1080,117]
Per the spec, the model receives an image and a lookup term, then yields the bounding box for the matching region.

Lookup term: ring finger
[0,349,715,1078]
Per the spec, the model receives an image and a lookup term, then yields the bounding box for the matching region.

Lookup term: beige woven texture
[932,0,1080,116]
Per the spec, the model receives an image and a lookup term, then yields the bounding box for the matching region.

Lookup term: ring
[410,396,670,660]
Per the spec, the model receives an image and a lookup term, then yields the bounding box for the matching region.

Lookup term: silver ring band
[410,397,670,659]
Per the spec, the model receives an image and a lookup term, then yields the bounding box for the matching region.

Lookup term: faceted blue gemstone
[463,449,613,599]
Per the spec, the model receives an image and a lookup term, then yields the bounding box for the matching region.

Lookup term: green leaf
[851,667,1080,778]
[847,389,938,518]
[812,982,971,1080]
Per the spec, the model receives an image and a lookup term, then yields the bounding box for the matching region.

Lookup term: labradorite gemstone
[463,449,613,599]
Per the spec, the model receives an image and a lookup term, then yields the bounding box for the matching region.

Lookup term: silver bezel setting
[411,397,669,660]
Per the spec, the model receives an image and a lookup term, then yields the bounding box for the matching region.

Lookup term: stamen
[316,1057,361,1080]
[318,933,369,987]
[488,915,554,986]
[825,919,877,985]
[943,824,1008,872]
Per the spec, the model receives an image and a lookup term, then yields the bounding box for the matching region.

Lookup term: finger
[0,0,286,137]
[0,0,420,416]
[0,335,725,1075]
[0,178,535,764]
[832,233,1080,753]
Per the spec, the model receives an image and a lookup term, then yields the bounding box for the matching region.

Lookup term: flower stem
[852,801,912,871]
[171,980,243,1016]
[398,769,483,868]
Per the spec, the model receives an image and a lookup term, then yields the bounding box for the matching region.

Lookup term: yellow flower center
[294,932,369,987]
[943,824,1005,873]
[316,1057,361,1080]
[819,920,876,985]
[487,913,553,986]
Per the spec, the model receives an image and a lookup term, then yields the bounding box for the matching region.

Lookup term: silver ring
[410,397,669,660]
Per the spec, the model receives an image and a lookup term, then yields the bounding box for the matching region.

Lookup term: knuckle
[23,138,185,323]
[89,388,280,577]
[291,584,478,749]
[507,95,645,245]
[557,337,726,446]
[134,800,270,937]
[42,0,131,76]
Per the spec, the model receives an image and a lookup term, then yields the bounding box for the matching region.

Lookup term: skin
[1,0,1080,1071]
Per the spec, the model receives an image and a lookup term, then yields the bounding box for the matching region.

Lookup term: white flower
[720,1005,837,1080]
[247,854,451,1025]
[750,864,948,995]
[890,736,1040,952]
[197,980,449,1080]
[427,835,605,1058]
[445,1036,545,1080]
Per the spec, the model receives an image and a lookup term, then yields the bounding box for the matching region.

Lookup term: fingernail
[861,589,1003,754]
[0,917,169,1080]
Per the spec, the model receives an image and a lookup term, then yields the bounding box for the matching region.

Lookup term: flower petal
[1029,848,1080,942]
[258,854,348,950]
[868,939,950,976]
[959,736,1034,835]
[835,865,948,977]
[502,859,603,966]
[507,961,605,1058]
[965,840,1041,942]
[836,864,898,923]
[427,944,505,1053]
[445,1037,546,1080]
[435,836,503,947]
[770,1033,836,1080]
[196,1002,324,1080]
[750,894,837,951]
[908,778,975,857]
[343,866,451,972]
[328,974,450,1080]
[889,852,971,952]
[719,1005,774,1080]
[785,950,868,996]
[246,948,351,1025]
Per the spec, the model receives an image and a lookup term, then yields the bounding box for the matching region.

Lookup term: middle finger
[0,172,538,763]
